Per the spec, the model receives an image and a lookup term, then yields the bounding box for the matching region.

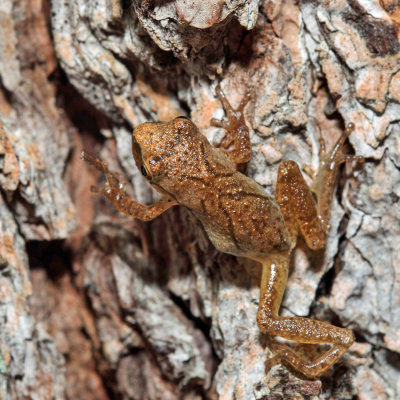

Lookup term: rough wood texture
[1,0,399,399]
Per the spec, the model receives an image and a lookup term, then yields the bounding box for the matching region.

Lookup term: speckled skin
[81,87,362,378]
[132,118,289,259]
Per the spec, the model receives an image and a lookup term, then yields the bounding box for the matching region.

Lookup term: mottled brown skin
[81,86,363,378]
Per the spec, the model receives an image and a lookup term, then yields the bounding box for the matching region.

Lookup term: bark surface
[1,0,400,399]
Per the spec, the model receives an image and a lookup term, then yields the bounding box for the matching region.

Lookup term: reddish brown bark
[1,1,399,399]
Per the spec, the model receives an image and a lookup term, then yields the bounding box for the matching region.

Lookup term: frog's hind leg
[275,123,363,250]
[257,124,361,377]
[257,255,354,378]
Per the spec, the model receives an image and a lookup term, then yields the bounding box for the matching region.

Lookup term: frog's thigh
[257,254,354,377]
[275,160,326,250]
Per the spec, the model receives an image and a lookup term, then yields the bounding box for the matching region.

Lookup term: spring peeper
[82,85,362,378]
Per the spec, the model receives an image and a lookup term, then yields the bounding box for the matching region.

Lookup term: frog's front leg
[210,84,252,164]
[81,151,177,220]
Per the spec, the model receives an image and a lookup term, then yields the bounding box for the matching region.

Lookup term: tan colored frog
[82,85,362,377]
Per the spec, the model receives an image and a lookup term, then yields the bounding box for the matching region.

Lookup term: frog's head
[132,116,200,187]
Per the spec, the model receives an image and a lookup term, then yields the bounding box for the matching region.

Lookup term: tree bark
[1,0,400,399]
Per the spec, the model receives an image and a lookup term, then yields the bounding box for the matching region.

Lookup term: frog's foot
[319,123,364,169]
[303,124,363,190]
[210,84,251,147]
[210,84,252,164]
[265,340,350,379]
[265,340,293,373]
[312,123,364,227]
[82,151,177,219]
[81,151,128,210]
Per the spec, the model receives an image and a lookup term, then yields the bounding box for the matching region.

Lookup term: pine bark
[1,0,400,399]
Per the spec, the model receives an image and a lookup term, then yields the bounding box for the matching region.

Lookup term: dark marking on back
[218,197,241,251]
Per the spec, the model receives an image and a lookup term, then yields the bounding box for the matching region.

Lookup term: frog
[81,84,363,378]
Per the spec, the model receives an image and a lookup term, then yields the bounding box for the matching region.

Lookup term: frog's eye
[140,165,147,177]
[177,115,189,120]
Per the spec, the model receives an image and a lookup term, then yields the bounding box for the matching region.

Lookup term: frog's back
[195,171,289,259]
[141,119,290,259]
